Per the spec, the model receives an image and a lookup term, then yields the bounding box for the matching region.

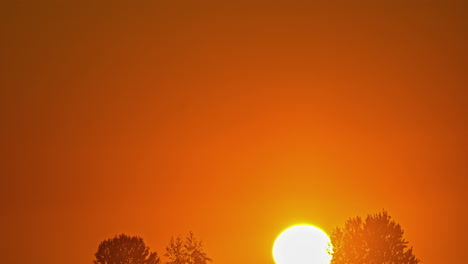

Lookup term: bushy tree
[331,211,420,264]
[93,234,160,264]
[165,232,212,264]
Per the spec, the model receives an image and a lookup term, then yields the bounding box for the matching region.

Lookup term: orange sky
[0,1,466,264]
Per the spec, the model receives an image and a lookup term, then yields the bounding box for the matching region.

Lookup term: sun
[273,224,333,264]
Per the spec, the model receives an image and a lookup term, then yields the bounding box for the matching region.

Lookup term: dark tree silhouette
[93,234,160,264]
[330,211,420,264]
[165,232,212,264]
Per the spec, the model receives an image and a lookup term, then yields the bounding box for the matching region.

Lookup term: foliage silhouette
[165,231,212,264]
[330,211,420,264]
[93,234,160,264]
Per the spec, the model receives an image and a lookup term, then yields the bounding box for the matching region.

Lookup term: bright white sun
[273,225,333,264]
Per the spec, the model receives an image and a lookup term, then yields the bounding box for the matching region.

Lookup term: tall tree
[165,232,212,264]
[330,211,420,264]
[93,234,160,264]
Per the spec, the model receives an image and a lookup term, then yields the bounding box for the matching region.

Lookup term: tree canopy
[93,234,160,264]
[165,231,212,264]
[330,211,420,264]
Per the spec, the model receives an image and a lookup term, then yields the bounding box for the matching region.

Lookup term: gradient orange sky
[1,1,466,264]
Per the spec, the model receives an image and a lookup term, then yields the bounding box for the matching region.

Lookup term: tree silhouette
[93,234,160,264]
[330,211,420,264]
[165,232,212,264]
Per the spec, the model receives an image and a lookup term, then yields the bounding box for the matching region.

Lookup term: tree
[93,234,160,264]
[165,232,212,264]
[330,211,420,264]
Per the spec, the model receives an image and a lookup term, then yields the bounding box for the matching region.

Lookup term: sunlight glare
[273,225,332,264]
